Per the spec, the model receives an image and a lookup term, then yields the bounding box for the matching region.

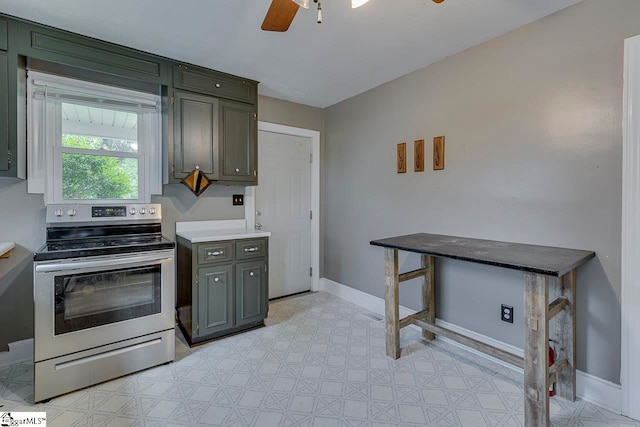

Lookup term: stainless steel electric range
[33,204,175,403]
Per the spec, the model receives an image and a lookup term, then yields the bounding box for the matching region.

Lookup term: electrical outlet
[232,194,244,206]
[501,304,514,323]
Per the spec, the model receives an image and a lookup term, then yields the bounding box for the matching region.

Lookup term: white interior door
[256,130,312,299]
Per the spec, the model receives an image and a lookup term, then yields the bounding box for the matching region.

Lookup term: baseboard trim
[320,277,622,414]
[0,338,33,367]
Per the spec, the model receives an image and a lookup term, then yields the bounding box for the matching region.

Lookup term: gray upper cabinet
[16,23,169,84]
[173,91,219,180]
[173,64,256,104]
[0,19,7,51]
[0,13,260,182]
[0,52,8,172]
[171,64,258,186]
[0,17,19,178]
[220,100,257,184]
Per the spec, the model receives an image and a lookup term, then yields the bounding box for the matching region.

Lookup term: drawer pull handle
[249,272,254,277]
[208,251,224,256]
[244,247,259,253]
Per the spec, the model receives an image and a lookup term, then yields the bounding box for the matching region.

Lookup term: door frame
[621,34,640,420]
[245,121,321,293]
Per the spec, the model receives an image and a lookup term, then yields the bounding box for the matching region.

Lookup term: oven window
[54,265,161,335]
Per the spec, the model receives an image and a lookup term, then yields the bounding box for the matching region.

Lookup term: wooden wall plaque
[433,136,445,170]
[397,142,406,173]
[414,140,424,172]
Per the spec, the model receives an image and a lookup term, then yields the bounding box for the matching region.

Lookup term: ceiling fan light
[351,0,370,8]
[292,0,311,9]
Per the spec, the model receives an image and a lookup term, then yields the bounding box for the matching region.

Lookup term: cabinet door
[235,260,266,326]
[219,100,257,184]
[0,19,7,51]
[0,52,8,171]
[197,265,233,337]
[173,91,219,180]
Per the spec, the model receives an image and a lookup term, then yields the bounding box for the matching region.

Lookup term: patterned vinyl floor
[0,291,638,426]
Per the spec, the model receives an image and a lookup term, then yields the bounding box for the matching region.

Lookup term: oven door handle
[35,250,174,273]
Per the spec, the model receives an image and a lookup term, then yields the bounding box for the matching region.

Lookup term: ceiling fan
[261,0,446,32]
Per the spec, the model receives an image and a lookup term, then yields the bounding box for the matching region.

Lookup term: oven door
[34,250,175,363]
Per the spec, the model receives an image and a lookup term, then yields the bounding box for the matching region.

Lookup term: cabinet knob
[249,272,254,277]
[214,277,220,282]
[235,168,240,173]
[216,83,221,88]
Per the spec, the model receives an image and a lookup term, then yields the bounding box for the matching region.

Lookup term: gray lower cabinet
[236,261,266,326]
[198,265,233,336]
[177,236,268,346]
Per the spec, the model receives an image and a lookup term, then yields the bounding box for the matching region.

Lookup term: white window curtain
[27,71,162,204]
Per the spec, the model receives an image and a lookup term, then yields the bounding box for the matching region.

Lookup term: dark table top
[370,233,595,277]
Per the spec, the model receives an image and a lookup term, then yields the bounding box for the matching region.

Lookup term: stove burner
[35,220,174,262]
[46,235,164,252]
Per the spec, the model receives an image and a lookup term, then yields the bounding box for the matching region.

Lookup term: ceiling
[0,0,583,108]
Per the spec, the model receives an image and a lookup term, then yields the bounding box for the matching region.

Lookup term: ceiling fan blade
[262,0,300,32]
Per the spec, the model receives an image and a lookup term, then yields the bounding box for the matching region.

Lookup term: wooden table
[370,233,595,427]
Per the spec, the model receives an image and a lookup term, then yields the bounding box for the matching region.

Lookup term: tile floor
[0,291,638,426]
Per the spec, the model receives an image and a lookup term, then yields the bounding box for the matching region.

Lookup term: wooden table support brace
[371,233,594,427]
[413,318,525,369]
[548,297,569,320]
[399,267,429,282]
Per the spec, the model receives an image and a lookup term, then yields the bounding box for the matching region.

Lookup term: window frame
[27,71,162,204]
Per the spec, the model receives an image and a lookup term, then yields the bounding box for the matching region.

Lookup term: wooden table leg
[422,255,436,341]
[554,269,576,401]
[385,248,400,359]
[524,272,550,426]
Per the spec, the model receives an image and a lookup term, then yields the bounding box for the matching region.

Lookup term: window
[28,72,162,204]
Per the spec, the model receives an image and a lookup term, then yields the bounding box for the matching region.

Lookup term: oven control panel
[92,206,127,217]
[46,204,162,223]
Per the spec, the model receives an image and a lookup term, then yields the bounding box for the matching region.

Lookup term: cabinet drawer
[235,239,266,260]
[0,19,7,51]
[174,64,256,104]
[198,242,232,264]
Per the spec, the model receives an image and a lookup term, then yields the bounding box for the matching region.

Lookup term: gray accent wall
[323,0,639,384]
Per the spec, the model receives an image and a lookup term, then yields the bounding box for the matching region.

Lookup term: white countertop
[0,241,15,257]
[176,220,270,243]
